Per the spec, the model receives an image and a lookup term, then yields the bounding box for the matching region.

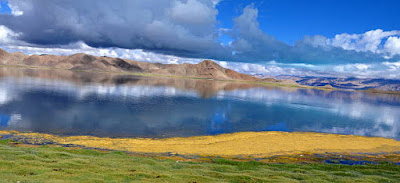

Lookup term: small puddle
[325,160,379,165]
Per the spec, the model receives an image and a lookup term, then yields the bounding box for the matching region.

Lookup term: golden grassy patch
[2,131,399,158]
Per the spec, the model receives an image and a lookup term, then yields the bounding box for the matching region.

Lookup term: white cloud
[330,29,400,53]
[384,36,400,56]
[324,62,400,79]
[8,1,24,16]
[2,40,204,65]
[383,61,400,71]
[0,25,21,44]
[226,60,400,79]
[307,29,400,57]
[333,63,371,72]
[215,61,320,77]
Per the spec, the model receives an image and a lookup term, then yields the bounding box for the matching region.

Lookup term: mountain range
[276,76,400,92]
[0,49,258,81]
[0,48,399,92]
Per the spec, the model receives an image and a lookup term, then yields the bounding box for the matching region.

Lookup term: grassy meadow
[0,139,399,183]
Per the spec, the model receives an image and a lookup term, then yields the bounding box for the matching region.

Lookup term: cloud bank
[0,0,400,79]
[0,0,230,60]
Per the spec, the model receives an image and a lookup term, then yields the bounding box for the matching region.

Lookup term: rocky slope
[0,49,258,81]
[298,77,400,91]
[276,76,400,91]
[3,49,398,92]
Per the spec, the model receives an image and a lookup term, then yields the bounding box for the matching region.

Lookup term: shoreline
[1,130,399,160]
[1,63,399,95]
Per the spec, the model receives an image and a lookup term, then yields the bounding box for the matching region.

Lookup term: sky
[0,0,400,79]
[217,0,400,44]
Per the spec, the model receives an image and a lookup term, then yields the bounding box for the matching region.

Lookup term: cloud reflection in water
[0,71,398,139]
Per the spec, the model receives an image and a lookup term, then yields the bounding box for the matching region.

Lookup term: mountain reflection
[0,67,399,139]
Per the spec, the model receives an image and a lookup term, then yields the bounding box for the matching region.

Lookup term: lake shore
[1,130,399,159]
[2,64,399,95]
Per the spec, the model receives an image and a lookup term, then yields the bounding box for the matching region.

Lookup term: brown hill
[151,60,257,80]
[0,67,263,98]
[0,49,259,81]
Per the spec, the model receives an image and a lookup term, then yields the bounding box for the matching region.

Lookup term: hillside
[294,77,400,91]
[0,49,258,81]
[3,49,399,92]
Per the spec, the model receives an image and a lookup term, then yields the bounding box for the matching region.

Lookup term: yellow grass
[2,131,399,158]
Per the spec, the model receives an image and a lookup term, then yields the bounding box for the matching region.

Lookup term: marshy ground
[1,130,400,182]
[1,139,400,183]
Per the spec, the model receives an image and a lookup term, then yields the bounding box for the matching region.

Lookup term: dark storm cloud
[0,0,231,59]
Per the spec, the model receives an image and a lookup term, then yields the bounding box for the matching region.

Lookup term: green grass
[0,140,399,182]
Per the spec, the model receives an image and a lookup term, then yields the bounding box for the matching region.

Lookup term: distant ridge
[1,49,399,92]
[294,77,400,91]
[0,49,262,81]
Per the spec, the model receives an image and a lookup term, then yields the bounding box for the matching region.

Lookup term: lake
[0,67,399,139]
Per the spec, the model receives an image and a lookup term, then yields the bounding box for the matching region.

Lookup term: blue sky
[0,0,399,78]
[216,0,400,44]
[0,1,11,14]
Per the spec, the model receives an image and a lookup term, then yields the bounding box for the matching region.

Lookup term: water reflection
[0,68,399,139]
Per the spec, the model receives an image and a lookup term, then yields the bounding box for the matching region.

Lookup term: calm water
[0,68,399,139]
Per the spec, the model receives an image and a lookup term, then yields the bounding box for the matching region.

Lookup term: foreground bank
[2,131,400,158]
[1,139,399,182]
